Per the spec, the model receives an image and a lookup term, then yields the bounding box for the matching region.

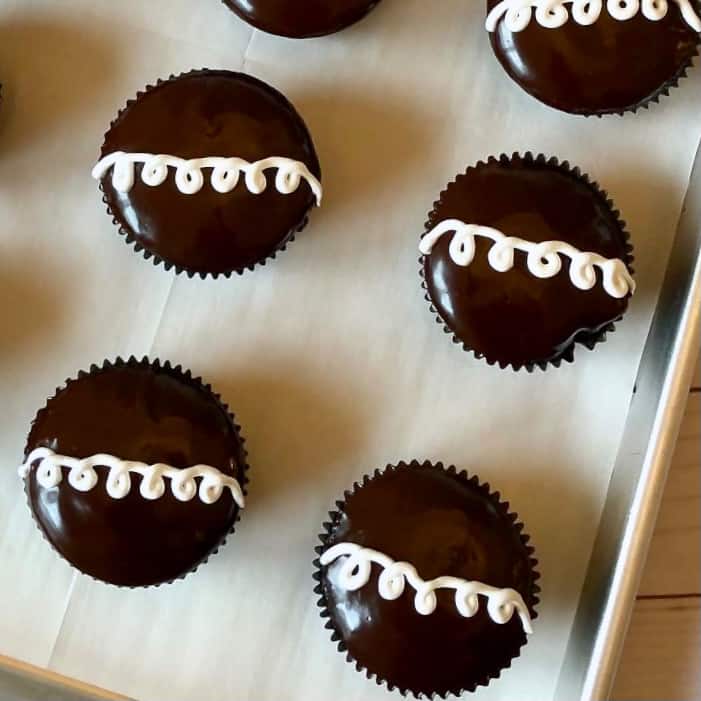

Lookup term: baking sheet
[0,1,700,699]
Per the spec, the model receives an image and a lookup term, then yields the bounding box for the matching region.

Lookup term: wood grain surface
[612,354,701,701]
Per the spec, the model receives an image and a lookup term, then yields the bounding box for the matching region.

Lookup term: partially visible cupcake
[222,0,383,38]
[419,153,635,371]
[314,460,539,697]
[486,0,701,115]
[92,70,322,277]
[18,357,248,587]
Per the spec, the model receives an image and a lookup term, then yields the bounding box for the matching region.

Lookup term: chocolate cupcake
[92,70,322,277]
[314,461,539,697]
[486,0,701,115]
[419,153,635,371]
[222,0,383,38]
[18,358,248,587]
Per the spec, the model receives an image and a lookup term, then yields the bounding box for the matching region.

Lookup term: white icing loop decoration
[486,0,701,32]
[136,463,168,500]
[169,468,199,502]
[18,447,245,508]
[321,543,534,635]
[527,241,563,279]
[199,471,227,505]
[106,463,134,500]
[92,152,323,205]
[569,252,599,290]
[141,156,169,188]
[487,237,516,272]
[611,0,640,19]
[66,460,99,492]
[535,0,569,28]
[419,219,636,299]
[572,0,603,25]
[175,163,205,195]
[447,222,478,266]
[210,160,242,193]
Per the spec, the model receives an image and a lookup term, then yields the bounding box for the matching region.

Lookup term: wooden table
[612,356,701,700]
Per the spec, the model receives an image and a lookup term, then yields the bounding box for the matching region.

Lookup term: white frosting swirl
[321,543,533,634]
[486,0,701,32]
[419,219,636,299]
[92,152,323,205]
[18,447,245,507]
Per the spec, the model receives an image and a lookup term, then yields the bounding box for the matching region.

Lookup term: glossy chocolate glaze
[99,70,321,276]
[422,155,631,370]
[223,0,382,38]
[24,360,246,587]
[319,463,537,696]
[487,0,700,114]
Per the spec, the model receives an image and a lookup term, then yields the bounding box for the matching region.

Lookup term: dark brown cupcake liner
[419,152,635,373]
[312,459,541,698]
[575,46,699,117]
[96,68,319,279]
[591,46,699,117]
[595,1,700,117]
[20,355,250,588]
[608,48,698,117]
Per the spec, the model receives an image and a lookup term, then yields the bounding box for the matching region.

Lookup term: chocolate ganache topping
[96,70,321,276]
[420,154,633,370]
[486,0,700,114]
[22,359,247,587]
[317,462,539,696]
[222,0,383,38]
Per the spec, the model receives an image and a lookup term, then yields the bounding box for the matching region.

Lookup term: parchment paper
[1,1,700,699]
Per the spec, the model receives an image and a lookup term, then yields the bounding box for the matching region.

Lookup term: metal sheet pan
[557,139,701,701]
[0,3,699,700]
[2,143,698,701]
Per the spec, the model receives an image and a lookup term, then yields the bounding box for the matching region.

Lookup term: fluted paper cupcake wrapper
[21,356,250,588]
[591,8,700,117]
[312,459,541,698]
[563,49,699,117]
[419,152,635,373]
[96,68,318,279]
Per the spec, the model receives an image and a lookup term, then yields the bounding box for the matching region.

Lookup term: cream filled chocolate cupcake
[92,70,322,277]
[314,461,539,697]
[486,0,701,115]
[419,153,635,371]
[19,358,248,587]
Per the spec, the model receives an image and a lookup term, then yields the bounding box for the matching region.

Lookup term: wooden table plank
[687,326,699,389]
[638,395,700,596]
[614,341,700,701]
[612,596,701,701]
[691,322,700,388]
[0,655,128,701]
